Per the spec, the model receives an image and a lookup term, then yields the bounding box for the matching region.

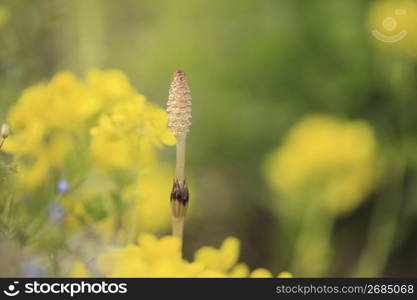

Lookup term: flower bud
[1,123,9,139]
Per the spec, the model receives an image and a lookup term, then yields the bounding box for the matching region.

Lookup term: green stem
[291,197,336,277]
[126,209,137,245]
[354,164,405,277]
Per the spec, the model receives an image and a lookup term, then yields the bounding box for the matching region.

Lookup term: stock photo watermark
[2,280,128,297]
[372,8,408,43]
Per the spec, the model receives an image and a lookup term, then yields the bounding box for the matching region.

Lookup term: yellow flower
[278,271,293,278]
[4,72,100,190]
[61,182,114,230]
[228,263,250,278]
[87,69,135,103]
[72,234,291,278]
[5,69,174,192]
[96,234,186,277]
[0,5,10,29]
[122,163,174,233]
[264,114,377,214]
[249,268,273,278]
[61,164,177,242]
[194,237,240,272]
[71,261,91,278]
[43,133,73,167]
[16,154,50,191]
[60,164,176,241]
[90,97,175,171]
[90,115,133,169]
[7,72,100,134]
[368,0,417,59]
[47,72,102,128]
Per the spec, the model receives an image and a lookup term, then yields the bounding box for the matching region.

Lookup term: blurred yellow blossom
[86,69,136,103]
[4,72,100,191]
[90,115,133,169]
[277,271,293,278]
[7,72,100,134]
[61,180,114,230]
[249,268,273,278]
[0,5,10,29]
[264,114,378,215]
[194,236,240,272]
[61,163,176,241]
[122,164,173,233]
[17,155,50,191]
[3,69,177,263]
[4,69,174,193]
[72,234,291,278]
[90,96,175,171]
[368,0,417,59]
[71,261,90,278]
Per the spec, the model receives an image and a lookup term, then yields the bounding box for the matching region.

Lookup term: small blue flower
[56,179,69,194]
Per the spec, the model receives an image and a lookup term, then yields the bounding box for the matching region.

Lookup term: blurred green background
[1,0,417,277]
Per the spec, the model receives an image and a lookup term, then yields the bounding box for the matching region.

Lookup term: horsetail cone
[167,70,191,241]
[167,70,192,137]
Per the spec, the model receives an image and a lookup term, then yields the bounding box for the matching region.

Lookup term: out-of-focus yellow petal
[250,268,273,278]
[71,261,91,278]
[277,271,293,278]
[229,263,250,278]
[219,237,240,270]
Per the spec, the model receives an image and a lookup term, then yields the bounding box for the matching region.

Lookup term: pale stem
[175,135,186,183]
[172,216,184,254]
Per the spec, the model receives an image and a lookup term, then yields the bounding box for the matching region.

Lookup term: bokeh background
[1,0,417,277]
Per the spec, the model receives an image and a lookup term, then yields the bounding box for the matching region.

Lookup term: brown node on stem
[170,178,189,218]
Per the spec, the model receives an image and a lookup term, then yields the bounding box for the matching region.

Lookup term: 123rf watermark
[276,284,415,296]
[3,280,127,297]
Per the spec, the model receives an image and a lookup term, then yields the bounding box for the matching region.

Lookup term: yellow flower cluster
[122,164,173,232]
[72,234,292,278]
[5,72,97,190]
[61,163,174,238]
[90,97,174,170]
[368,0,417,59]
[4,69,174,190]
[87,70,175,172]
[4,69,175,235]
[264,114,377,215]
